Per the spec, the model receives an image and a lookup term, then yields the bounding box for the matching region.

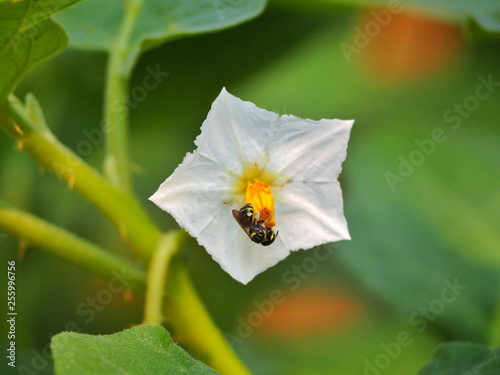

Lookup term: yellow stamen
[245,179,276,227]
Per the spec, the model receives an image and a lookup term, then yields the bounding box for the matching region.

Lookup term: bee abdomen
[239,203,254,220]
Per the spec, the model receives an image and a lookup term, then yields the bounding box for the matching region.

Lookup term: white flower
[150,88,353,284]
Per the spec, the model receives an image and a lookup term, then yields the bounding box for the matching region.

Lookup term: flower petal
[149,152,233,237]
[195,88,279,171]
[152,153,291,283]
[197,204,292,284]
[150,89,353,284]
[267,116,353,184]
[273,180,350,251]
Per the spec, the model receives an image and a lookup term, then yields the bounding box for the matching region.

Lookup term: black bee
[232,203,278,246]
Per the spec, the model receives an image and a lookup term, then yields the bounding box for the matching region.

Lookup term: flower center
[245,179,276,228]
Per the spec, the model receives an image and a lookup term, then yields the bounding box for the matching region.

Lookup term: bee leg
[254,209,271,226]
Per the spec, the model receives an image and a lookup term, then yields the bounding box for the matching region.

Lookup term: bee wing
[232,209,253,240]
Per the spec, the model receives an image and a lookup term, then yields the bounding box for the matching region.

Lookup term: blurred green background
[1,1,500,374]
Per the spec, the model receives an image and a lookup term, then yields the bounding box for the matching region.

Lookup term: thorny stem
[1,95,161,262]
[166,259,252,375]
[0,96,253,375]
[0,199,251,374]
[0,199,146,290]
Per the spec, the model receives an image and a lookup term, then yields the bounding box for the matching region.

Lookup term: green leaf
[0,0,77,46]
[467,12,500,40]
[51,325,220,375]
[403,154,500,271]
[0,0,81,41]
[417,342,500,375]
[274,0,500,38]
[248,317,440,375]
[311,0,499,21]
[239,23,500,341]
[0,0,83,101]
[337,138,496,341]
[55,0,267,75]
[0,19,67,101]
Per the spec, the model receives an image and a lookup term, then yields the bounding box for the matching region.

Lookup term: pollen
[245,179,276,227]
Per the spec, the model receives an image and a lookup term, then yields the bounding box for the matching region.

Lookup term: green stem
[0,97,252,374]
[143,231,184,325]
[0,96,161,262]
[166,259,252,375]
[104,0,145,188]
[0,199,146,290]
[0,199,251,374]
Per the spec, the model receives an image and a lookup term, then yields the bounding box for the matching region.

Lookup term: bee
[232,203,278,246]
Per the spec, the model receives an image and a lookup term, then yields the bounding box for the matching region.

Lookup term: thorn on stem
[173,332,185,344]
[163,312,171,321]
[123,288,133,303]
[119,222,128,240]
[19,240,28,260]
[68,174,75,189]
[13,123,24,136]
